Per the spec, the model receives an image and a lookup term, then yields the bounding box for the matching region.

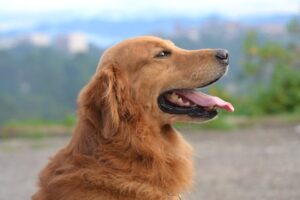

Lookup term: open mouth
[157,83,234,119]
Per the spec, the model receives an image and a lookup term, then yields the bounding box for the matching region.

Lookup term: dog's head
[80,36,234,137]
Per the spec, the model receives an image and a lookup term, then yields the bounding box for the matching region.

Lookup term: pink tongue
[176,90,234,112]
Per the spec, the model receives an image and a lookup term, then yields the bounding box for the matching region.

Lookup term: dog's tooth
[170,93,179,101]
[172,95,179,101]
[205,106,217,111]
[179,99,189,107]
[183,102,189,106]
[167,93,180,104]
[179,98,188,106]
[178,97,183,103]
[205,106,213,111]
[209,105,217,110]
[167,92,195,107]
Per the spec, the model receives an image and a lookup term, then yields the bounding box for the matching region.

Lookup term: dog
[32,36,234,200]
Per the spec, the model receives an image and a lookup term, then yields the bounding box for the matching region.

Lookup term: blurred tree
[287,16,300,67]
[240,17,300,115]
[287,17,300,35]
[0,45,102,124]
[242,32,260,78]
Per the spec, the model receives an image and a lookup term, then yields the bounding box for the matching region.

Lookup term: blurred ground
[1,125,300,200]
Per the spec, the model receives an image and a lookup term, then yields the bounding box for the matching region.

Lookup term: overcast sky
[1,0,300,20]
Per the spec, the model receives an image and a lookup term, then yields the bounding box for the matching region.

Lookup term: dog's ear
[78,63,131,139]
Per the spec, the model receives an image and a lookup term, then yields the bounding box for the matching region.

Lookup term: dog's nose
[215,49,229,65]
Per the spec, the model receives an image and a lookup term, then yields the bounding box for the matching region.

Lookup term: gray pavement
[1,125,300,200]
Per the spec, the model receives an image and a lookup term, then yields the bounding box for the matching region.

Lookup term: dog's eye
[155,50,171,58]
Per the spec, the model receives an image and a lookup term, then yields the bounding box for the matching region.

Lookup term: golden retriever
[32,36,234,200]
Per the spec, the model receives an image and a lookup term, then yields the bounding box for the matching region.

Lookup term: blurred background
[0,0,300,200]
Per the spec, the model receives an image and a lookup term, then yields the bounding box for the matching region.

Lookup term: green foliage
[256,65,300,114]
[243,31,259,56]
[199,116,236,130]
[174,116,236,131]
[258,42,288,62]
[4,119,58,127]
[62,115,77,127]
[4,114,77,127]
[287,17,300,35]
[0,45,102,124]
[237,18,300,116]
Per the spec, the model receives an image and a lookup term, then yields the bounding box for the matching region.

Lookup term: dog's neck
[67,115,193,197]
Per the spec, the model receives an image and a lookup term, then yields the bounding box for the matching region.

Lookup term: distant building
[27,33,50,47]
[55,32,89,54]
[0,33,50,49]
[0,37,18,49]
[173,24,201,42]
[258,24,286,35]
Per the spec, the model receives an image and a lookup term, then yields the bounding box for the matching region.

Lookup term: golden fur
[32,36,228,200]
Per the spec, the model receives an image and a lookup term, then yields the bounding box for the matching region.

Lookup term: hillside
[0,45,102,123]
